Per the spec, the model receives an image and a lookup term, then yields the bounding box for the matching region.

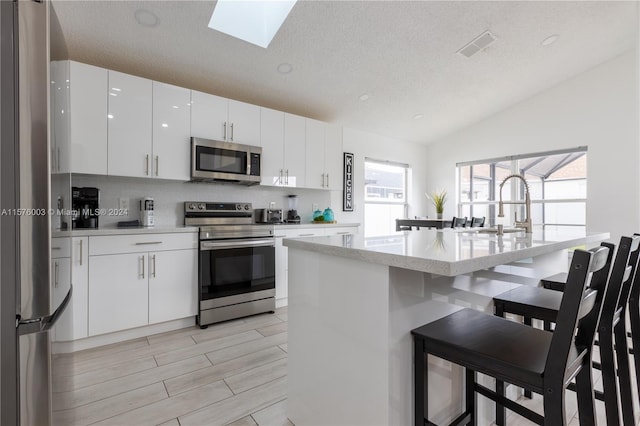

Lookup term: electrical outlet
[269,201,276,209]
[119,198,129,212]
[312,203,318,212]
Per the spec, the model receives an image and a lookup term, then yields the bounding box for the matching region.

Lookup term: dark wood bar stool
[493,236,640,426]
[412,246,610,426]
[469,217,485,228]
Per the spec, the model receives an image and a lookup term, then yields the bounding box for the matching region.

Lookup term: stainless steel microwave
[191,137,261,185]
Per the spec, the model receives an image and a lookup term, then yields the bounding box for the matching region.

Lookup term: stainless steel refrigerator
[1,0,71,424]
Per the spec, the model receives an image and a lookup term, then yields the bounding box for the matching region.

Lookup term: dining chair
[469,217,485,228]
[451,216,467,228]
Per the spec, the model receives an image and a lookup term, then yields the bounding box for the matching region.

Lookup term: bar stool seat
[494,285,562,325]
[412,246,610,426]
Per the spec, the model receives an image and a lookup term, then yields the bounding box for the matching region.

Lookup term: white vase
[437,213,443,220]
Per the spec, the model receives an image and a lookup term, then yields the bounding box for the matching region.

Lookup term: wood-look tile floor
[52,307,291,426]
[52,305,639,426]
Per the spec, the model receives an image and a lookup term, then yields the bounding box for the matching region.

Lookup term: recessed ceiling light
[134,9,159,27]
[277,63,293,74]
[541,34,559,46]
[208,0,297,48]
[359,93,370,102]
[413,114,424,120]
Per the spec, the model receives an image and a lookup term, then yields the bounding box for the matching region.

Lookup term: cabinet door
[324,124,343,191]
[228,99,260,145]
[89,253,149,336]
[260,107,285,186]
[275,237,287,301]
[69,61,108,175]
[148,249,197,324]
[55,237,89,341]
[107,71,153,178]
[50,61,69,174]
[190,90,228,141]
[50,258,71,342]
[152,82,191,180]
[305,118,326,189]
[283,113,306,187]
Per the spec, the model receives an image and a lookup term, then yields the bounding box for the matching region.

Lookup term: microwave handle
[201,239,275,250]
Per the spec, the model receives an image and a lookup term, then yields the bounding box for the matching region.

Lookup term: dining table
[395,217,452,231]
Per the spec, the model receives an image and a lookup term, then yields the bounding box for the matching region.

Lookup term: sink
[476,227,524,234]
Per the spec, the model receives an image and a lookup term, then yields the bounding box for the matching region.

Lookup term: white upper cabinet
[305,118,327,189]
[152,82,191,180]
[260,107,285,185]
[324,124,343,190]
[190,90,228,141]
[51,61,108,175]
[191,90,260,146]
[305,119,343,190]
[283,113,306,187]
[107,71,153,178]
[227,99,260,145]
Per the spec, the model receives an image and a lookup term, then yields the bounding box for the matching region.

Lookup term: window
[458,147,587,231]
[364,159,409,237]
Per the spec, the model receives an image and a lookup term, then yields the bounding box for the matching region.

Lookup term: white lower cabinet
[54,237,89,342]
[149,249,197,323]
[51,238,71,342]
[87,232,197,337]
[89,252,149,336]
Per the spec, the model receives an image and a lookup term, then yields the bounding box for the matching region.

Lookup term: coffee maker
[285,195,300,224]
[72,186,100,229]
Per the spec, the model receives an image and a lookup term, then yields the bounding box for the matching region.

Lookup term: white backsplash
[66,175,334,227]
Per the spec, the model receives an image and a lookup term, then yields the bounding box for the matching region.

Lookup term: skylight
[208,0,297,48]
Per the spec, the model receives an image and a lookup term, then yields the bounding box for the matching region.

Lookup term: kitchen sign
[343,152,354,211]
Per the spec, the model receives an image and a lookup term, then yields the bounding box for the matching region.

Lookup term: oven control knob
[198,204,205,210]
[189,203,196,210]
[236,204,242,211]
[244,204,250,210]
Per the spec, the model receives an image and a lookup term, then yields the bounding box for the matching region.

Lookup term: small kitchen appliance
[185,202,275,328]
[255,208,283,224]
[140,197,154,227]
[285,194,300,224]
[71,186,100,229]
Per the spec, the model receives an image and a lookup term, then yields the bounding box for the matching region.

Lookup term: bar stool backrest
[544,245,610,380]
[469,217,485,228]
[451,217,467,228]
[614,236,640,314]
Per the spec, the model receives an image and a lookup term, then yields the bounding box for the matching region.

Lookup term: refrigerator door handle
[17,285,73,336]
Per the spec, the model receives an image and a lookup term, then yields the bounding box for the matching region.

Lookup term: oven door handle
[200,239,275,250]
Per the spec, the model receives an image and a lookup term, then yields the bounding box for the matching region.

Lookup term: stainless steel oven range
[185,202,275,328]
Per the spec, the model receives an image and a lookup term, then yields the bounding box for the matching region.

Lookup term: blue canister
[323,207,334,222]
[313,209,324,221]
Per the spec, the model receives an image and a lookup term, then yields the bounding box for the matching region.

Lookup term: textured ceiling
[50,1,637,144]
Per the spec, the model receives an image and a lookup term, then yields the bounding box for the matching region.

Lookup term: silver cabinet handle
[155,156,159,176]
[230,122,234,141]
[51,247,61,250]
[135,241,163,245]
[280,169,283,185]
[79,239,83,266]
[54,261,59,288]
[336,231,350,235]
[326,173,329,188]
[57,147,60,172]
[321,173,325,188]
[152,255,156,278]
[223,122,227,140]
[286,169,289,185]
[140,255,145,279]
[299,233,315,237]
[145,154,150,175]
[201,239,275,250]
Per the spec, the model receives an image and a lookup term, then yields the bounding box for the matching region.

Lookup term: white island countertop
[283,227,609,276]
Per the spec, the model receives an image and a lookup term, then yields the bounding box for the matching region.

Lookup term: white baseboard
[51,317,196,354]
[275,298,288,308]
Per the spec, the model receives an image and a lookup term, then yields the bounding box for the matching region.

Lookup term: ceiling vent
[457,31,496,58]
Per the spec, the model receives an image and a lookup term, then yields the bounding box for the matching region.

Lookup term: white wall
[332,127,430,229]
[424,51,639,243]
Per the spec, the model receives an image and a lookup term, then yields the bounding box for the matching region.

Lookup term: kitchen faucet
[497,174,532,234]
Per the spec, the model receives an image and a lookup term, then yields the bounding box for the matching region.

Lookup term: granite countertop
[283,227,609,276]
[52,225,198,238]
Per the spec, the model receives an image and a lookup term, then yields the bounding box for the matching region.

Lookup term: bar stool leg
[614,322,635,425]
[465,368,476,426]
[494,303,506,426]
[414,339,426,426]
[543,384,566,425]
[630,295,640,402]
[599,327,622,426]
[574,364,596,426]
[523,315,533,400]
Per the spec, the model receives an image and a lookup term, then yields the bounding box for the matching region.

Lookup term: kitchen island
[283,228,609,426]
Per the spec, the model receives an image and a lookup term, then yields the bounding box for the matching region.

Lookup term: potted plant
[427,189,447,220]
